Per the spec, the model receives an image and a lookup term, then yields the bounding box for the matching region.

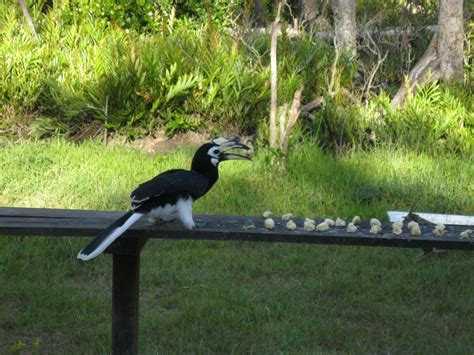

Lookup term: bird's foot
[148,217,171,226]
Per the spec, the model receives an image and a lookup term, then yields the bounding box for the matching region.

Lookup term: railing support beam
[107,238,147,355]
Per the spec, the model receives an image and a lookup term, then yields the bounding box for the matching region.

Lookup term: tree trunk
[330,0,356,57]
[269,4,282,148]
[253,0,265,27]
[300,0,319,27]
[437,0,464,81]
[392,0,464,108]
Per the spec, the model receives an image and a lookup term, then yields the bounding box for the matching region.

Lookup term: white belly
[146,197,195,229]
[148,203,180,222]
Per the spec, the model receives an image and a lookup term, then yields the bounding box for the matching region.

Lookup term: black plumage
[77,137,251,261]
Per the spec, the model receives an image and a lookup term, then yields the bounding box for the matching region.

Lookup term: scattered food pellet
[282,213,293,221]
[370,218,381,227]
[286,220,297,230]
[335,218,346,227]
[393,220,404,229]
[459,229,472,239]
[351,216,361,225]
[264,218,275,229]
[392,223,403,235]
[243,224,256,230]
[407,221,418,230]
[304,220,316,231]
[369,224,382,234]
[262,211,272,218]
[316,222,330,231]
[410,224,422,236]
[305,217,315,224]
[436,223,446,230]
[346,223,358,233]
[432,225,445,237]
[324,218,335,226]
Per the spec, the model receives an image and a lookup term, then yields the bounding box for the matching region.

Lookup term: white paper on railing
[387,211,474,226]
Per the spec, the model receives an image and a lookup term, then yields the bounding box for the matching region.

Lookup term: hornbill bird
[77,136,251,261]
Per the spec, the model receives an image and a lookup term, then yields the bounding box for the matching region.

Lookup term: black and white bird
[77,136,251,261]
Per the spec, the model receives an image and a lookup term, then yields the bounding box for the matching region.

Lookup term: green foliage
[0,3,271,137]
[0,0,472,154]
[356,0,437,28]
[312,81,473,155]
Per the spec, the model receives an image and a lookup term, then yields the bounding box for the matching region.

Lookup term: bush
[312,82,473,155]
[0,0,472,156]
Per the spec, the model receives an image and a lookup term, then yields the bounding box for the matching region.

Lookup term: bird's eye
[212,149,219,155]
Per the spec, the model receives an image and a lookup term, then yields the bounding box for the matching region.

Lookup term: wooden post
[106,238,147,355]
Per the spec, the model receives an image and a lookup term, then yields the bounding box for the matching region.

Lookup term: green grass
[0,139,473,353]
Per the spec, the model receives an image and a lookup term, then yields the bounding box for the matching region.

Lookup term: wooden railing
[1,207,472,354]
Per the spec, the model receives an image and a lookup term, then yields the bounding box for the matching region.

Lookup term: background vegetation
[0,0,472,153]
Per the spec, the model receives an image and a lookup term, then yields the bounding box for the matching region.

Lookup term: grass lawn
[0,139,473,353]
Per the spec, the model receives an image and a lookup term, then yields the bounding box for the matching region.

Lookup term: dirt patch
[118,131,211,154]
[120,131,257,154]
[130,132,210,153]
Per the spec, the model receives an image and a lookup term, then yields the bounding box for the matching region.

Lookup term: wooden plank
[0,206,123,219]
[0,207,472,250]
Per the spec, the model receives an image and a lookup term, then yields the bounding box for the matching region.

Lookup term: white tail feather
[77,212,144,261]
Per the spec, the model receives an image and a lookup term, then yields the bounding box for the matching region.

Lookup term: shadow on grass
[287,147,472,218]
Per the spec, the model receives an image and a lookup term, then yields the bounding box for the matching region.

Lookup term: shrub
[0,1,471,156]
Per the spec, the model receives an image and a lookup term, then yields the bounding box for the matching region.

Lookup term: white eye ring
[207,146,220,159]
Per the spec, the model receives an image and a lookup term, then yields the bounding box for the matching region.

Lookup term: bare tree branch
[17,0,38,38]
[281,85,304,155]
[269,2,283,148]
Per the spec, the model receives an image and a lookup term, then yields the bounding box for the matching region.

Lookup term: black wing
[130,169,209,206]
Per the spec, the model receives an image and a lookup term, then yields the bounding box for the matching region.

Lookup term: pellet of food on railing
[324,218,335,226]
[304,219,316,231]
[407,221,418,231]
[316,222,330,231]
[369,224,382,234]
[392,223,403,235]
[410,223,422,236]
[335,218,346,227]
[282,213,293,221]
[370,218,381,227]
[393,220,403,229]
[262,211,272,218]
[432,224,445,237]
[346,222,358,233]
[459,229,472,239]
[264,218,275,229]
[286,220,297,230]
